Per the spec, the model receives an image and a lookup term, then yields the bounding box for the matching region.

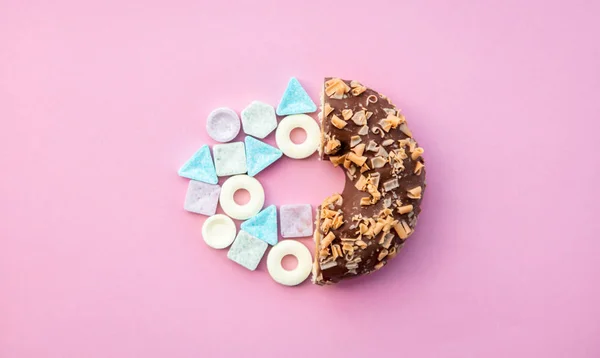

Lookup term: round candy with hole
[267,240,312,286]
[202,214,237,249]
[275,114,320,159]
[206,107,241,143]
[219,175,265,220]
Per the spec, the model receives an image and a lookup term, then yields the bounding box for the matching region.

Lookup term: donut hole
[290,127,307,144]
[233,189,250,205]
[281,254,298,271]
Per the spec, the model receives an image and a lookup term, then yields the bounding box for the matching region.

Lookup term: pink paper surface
[1,1,599,357]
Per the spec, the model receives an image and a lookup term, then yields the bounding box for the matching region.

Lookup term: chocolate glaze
[313,78,426,285]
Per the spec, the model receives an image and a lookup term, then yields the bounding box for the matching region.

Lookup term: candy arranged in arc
[213,142,247,177]
[227,230,268,271]
[183,180,221,216]
[241,101,278,139]
[275,114,320,159]
[240,205,278,246]
[280,204,313,238]
[202,214,237,249]
[244,136,282,176]
[178,145,218,184]
[267,240,313,286]
[276,77,317,116]
[219,175,265,220]
[206,107,241,143]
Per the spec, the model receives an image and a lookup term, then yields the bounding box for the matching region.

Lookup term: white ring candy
[275,114,320,159]
[267,240,312,286]
[202,214,236,249]
[219,175,265,220]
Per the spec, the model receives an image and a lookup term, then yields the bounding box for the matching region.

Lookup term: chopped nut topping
[393,221,412,239]
[414,161,425,175]
[359,163,370,173]
[399,123,413,137]
[374,261,385,270]
[321,208,338,219]
[383,197,392,208]
[366,111,373,120]
[351,85,367,96]
[332,214,344,229]
[383,108,396,116]
[342,243,354,255]
[371,126,385,137]
[321,232,336,247]
[350,110,367,126]
[331,114,347,129]
[323,103,334,117]
[360,197,372,206]
[358,125,369,135]
[369,172,381,187]
[350,135,362,147]
[352,143,366,157]
[348,165,357,176]
[324,137,341,155]
[367,94,378,104]
[378,249,389,261]
[356,240,367,249]
[397,205,414,215]
[329,155,346,166]
[320,260,337,270]
[350,80,362,88]
[376,146,389,158]
[343,156,352,169]
[411,147,424,160]
[370,156,387,169]
[387,246,398,259]
[355,175,368,191]
[323,194,342,207]
[407,186,422,199]
[347,152,367,166]
[373,221,384,236]
[382,139,394,146]
[342,109,353,120]
[366,140,379,152]
[325,78,350,99]
[383,178,399,191]
[320,218,333,233]
[382,233,394,249]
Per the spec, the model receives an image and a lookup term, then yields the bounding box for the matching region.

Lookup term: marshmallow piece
[227,230,268,271]
[244,136,282,176]
[276,77,317,116]
[213,142,247,177]
[178,145,218,184]
[267,240,312,286]
[202,214,236,249]
[241,101,277,139]
[280,204,313,238]
[183,180,221,216]
[240,205,278,245]
[206,107,241,143]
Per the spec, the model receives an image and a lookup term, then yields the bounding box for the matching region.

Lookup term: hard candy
[227,230,268,271]
[183,180,221,216]
[178,145,218,184]
[213,142,247,177]
[240,205,278,245]
[206,107,241,143]
[241,101,277,139]
[280,204,313,238]
[244,136,282,176]
[276,77,317,116]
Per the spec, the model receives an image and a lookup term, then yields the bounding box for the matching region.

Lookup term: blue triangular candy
[240,205,278,245]
[276,77,317,116]
[178,145,218,184]
[244,136,282,176]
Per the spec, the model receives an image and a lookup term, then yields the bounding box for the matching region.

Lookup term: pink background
[1,0,599,357]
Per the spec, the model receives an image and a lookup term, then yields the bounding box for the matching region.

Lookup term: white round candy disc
[206,107,241,143]
[267,240,313,286]
[275,114,320,159]
[219,175,265,220]
[202,214,236,249]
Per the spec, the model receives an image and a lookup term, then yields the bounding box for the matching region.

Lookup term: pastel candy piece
[202,214,236,249]
[241,101,277,139]
[244,136,282,176]
[275,114,320,159]
[219,175,265,220]
[280,204,313,238]
[267,240,312,286]
[240,205,278,245]
[213,142,247,177]
[183,180,221,216]
[178,145,218,184]
[227,230,268,271]
[276,77,317,116]
[206,107,241,143]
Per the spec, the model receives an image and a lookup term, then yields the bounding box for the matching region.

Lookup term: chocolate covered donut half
[312,78,426,285]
